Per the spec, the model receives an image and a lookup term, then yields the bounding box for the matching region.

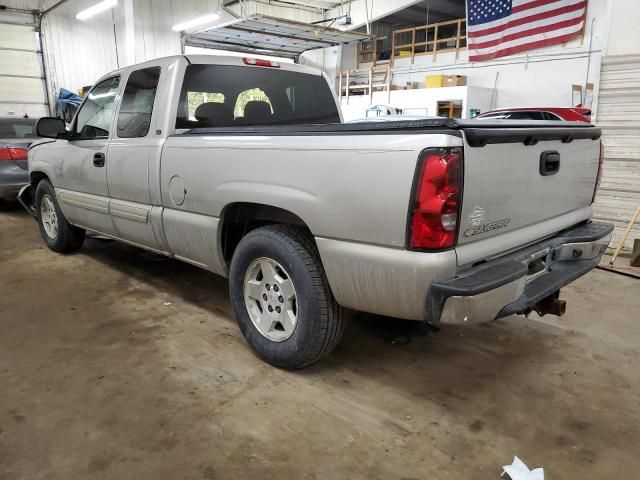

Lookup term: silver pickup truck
[21,55,613,369]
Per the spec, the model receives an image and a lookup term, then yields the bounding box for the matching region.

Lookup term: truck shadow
[76,237,625,463]
[82,237,234,320]
[80,236,565,388]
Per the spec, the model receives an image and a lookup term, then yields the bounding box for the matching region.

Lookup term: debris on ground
[502,456,544,480]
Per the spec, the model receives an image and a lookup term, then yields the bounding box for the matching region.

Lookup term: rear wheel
[229,225,344,369]
[35,180,85,253]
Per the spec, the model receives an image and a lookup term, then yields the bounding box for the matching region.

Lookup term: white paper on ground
[501,456,544,480]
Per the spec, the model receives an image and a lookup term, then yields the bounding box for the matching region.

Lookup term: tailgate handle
[540,151,560,176]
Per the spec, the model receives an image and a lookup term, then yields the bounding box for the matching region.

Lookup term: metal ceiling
[182,14,372,59]
[222,0,345,9]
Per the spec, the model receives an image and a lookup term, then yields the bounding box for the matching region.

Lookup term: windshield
[75,76,120,138]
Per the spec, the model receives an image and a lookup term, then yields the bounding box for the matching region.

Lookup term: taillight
[408,147,462,250]
[0,147,28,161]
[592,140,604,203]
[243,57,280,68]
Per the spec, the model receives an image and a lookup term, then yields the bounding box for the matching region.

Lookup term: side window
[75,76,120,139]
[117,67,161,138]
[285,86,295,109]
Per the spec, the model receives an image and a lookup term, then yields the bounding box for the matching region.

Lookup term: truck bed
[178,118,601,143]
[176,118,602,270]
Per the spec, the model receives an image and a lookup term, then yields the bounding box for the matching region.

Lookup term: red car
[474,107,591,122]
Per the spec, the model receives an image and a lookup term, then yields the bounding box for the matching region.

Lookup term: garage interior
[1,0,639,478]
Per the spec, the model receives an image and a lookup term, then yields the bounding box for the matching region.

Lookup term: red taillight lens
[408,147,462,250]
[592,140,604,203]
[0,147,28,161]
[242,57,280,68]
[10,148,28,160]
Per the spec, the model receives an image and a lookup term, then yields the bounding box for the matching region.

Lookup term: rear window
[0,118,37,139]
[176,64,340,129]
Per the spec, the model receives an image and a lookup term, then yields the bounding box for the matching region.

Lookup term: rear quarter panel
[159,132,462,319]
[160,132,463,247]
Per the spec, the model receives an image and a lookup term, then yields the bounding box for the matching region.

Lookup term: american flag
[466,0,588,62]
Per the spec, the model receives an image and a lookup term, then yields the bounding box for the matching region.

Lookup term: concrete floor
[1,205,638,480]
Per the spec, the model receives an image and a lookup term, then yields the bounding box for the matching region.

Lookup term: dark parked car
[0,116,38,208]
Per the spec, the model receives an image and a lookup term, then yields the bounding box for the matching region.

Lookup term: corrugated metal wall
[593,54,640,254]
[42,7,119,94]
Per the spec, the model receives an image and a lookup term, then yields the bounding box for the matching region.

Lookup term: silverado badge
[464,218,511,237]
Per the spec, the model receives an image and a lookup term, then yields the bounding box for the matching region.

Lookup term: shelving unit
[338,64,392,103]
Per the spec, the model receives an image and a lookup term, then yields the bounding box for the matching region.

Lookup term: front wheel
[35,180,85,253]
[229,225,344,369]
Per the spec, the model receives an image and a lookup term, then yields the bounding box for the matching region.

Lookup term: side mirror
[36,117,68,139]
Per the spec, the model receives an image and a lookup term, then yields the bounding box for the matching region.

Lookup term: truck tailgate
[456,122,602,259]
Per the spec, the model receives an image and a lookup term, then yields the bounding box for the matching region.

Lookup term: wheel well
[220,203,312,265]
[30,171,49,186]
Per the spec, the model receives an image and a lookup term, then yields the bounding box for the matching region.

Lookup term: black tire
[35,179,85,253]
[229,225,345,369]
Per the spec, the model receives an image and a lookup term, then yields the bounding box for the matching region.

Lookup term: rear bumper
[427,221,614,325]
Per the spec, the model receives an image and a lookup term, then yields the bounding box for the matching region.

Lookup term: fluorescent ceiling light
[172,13,220,32]
[76,0,117,20]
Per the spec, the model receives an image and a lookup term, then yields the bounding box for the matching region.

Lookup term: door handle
[539,150,560,176]
[93,152,106,167]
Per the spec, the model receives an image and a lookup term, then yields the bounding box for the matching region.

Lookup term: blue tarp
[56,88,82,112]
